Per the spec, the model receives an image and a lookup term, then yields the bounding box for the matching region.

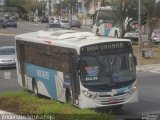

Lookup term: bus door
[18,44,26,87]
[70,52,80,105]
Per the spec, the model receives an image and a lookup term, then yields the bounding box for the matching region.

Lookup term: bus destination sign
[80,42,131,54]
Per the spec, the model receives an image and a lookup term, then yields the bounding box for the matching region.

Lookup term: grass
[0,91,113,120]
[133,45,160,65]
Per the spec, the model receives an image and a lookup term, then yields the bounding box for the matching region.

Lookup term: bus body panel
[26,63,58,99]
[93,24,121,37]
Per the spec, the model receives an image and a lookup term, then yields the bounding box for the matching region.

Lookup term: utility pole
[48,0,51,17]
[138,0,141,65]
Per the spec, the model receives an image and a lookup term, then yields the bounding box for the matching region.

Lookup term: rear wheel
[65,89,72,104]
[32,80,38,96]
[115,31,118,38]
[96,29,99,36]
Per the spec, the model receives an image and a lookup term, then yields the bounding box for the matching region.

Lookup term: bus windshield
[79,53,136,86]
[97,10,114,21]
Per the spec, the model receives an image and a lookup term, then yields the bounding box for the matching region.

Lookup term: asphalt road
[115,72,160,119]
[0,21,160,120]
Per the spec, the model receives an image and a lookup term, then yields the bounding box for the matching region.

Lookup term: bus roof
[15,30,131,54]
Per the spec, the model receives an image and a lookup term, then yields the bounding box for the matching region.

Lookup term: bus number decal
[37,70,49,80]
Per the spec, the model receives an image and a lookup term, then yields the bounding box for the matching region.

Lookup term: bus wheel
[114,104,123,109]
[32,80,38,96]
[115,31,118,38]
[65,89,72,104]
[96,29,99,36]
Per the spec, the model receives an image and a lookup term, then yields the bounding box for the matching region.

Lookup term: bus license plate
[109,98,119,103]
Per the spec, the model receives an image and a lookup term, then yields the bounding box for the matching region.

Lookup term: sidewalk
[136,64,160,73]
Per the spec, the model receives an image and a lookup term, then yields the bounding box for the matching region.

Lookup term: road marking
[4,72,11,79]
[0,33,16,36]
[150,69,160,74]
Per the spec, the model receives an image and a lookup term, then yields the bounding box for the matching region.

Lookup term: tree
[55,0,77,20]
[5,0,27,14]
[142,0,160,44]
[5,0,44,20]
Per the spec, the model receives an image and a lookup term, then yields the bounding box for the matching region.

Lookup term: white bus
[92,6,121,38]
[15,30,138,108]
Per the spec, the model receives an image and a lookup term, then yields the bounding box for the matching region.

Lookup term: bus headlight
[128,83,138,94]
[82,90,97,99]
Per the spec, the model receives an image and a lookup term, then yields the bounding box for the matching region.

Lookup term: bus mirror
[77,60,87,70]
[133,56,137,66]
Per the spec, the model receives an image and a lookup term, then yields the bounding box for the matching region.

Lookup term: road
[0,21,160,120]
[114,72,160,119]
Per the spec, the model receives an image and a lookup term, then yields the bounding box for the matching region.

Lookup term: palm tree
[142,0,160,44]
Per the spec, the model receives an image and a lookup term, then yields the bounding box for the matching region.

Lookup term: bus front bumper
[78,91,138,109]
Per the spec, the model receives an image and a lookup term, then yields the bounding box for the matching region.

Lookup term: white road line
[4,72,11,79]
[149,70,160,74]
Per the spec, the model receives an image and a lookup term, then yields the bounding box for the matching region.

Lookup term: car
[49,18,55,23]
[33,16,40,22]
[41,16,48,23]
[0,46,16,68]
[47,22,61,30]
[124,30,139,41]
[151,29,160,45]
[6,19,17,28]
[60,19,71,29]
[54,18,60,23]
[71,20,81,28]
[0,19,6,28]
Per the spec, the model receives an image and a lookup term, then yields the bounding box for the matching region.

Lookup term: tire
[65,89,72,104]
[96,29,99,36]
[115,31,118,38]
[32,80,39,96]
[114,104,123,109]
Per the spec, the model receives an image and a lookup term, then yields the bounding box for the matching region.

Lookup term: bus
[92,6,121,38]
[15,30,138,109]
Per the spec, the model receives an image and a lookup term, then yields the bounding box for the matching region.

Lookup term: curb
[136,64,160,72]
[0,110,13,114]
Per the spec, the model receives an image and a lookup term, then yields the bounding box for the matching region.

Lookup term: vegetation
[5,0,45,19]
[142,0,160,43]
[0,91,113,120]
